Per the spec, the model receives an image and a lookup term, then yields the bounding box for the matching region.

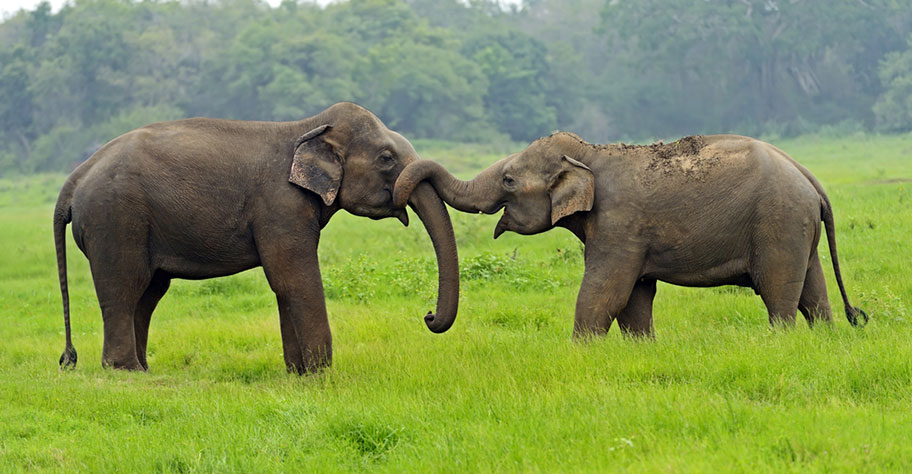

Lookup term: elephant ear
[289,124,343,206]
[549,155,594,225]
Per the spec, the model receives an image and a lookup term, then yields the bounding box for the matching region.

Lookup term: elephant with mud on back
[394,132,867,338]
[54,102,459,374]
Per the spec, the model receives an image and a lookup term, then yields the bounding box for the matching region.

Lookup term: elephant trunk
[408,182,459,333]
[394,160,504,215]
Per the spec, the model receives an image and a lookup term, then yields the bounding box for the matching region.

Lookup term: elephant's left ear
[549,155,594,225]
[289,124,343,206]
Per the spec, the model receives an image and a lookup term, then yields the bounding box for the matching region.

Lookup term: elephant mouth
[353,199,410,226]
[395,208,409,226]
[485,201,507,215]
[382,188,410,226]
[493,206,510,239]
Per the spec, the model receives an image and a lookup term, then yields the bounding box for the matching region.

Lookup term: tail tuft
[846,306,869,328]
[59,345,77,370]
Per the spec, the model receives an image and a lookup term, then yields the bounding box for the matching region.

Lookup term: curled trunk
[394,160,504,214]
[409,182,459,333]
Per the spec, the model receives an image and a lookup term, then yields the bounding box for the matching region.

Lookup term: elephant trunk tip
[393,176,421,208]
[424,311,454,334]
[407,181,459,335]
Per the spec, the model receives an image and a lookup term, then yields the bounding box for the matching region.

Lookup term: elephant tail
[54,181,77,369]
[819,195,868,327]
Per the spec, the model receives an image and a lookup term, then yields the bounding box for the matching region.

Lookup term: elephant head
[291,102,458,333]
[393,132,595,239]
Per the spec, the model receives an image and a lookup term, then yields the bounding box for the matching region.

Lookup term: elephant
[394,132,867,338]
[54,102,459,374]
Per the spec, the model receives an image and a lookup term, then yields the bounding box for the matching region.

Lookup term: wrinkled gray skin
[54,102,459,374]
[395,132,866,338]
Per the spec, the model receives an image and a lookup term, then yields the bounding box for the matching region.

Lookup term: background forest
[1,0,912,174]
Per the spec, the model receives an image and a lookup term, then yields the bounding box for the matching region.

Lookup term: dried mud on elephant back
[546,132,716,184]
[626,136,726,185]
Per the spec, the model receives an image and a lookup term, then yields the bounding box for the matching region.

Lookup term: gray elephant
[394,132,866,338]
[54,102,459,374]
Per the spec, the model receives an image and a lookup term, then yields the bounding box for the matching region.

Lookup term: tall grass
[1,135,910,471]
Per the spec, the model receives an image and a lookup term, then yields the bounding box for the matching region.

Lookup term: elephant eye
[503,175,516,188]
[377,152,395,168]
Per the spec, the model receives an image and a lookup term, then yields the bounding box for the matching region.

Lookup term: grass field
[1,134,911,472]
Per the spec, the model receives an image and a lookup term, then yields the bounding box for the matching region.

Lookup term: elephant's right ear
[289,124,343,206]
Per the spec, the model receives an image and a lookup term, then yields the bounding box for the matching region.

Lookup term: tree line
[1,0,911,174]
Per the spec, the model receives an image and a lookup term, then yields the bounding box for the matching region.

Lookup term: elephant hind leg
[615,279,657,338]
[753,249,809,328]
[134,271,171,371]
[798,251,833,327]
[88,252,151,371]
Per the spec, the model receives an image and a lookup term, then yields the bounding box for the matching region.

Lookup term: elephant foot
[285,361,331,376]
[101,355,146,372]
[285,351,331,376]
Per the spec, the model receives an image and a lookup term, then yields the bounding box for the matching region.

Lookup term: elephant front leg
[274,291,332,374]
[258,233,332,375]
[572,247,644,338]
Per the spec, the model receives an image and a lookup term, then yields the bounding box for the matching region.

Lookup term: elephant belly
[150,217,260,280]
[157,256,259,280]
[638,205,756,288]
[642,255,752,288]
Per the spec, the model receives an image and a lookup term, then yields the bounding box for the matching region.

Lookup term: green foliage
[1,136,912,470]
[598,0,911,139]
[26,124,85,173]
[358,40,490,139]
[875,34,912,132]
[0,46,33,136]
[465,30,557,141]
[0,0,910,173]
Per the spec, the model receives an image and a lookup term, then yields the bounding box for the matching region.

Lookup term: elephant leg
[270,275,332,375]
[86,244,151,371]
[753,246,809,327]
[134,272,171,371]
[798,251,833,327]
[573,246,645,338]
[257,231,332,375]
[275,294,306,373]
[615,279,657,338]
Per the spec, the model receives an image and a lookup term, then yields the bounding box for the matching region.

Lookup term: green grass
[1,134,911,472]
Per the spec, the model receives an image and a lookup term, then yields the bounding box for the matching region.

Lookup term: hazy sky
[1,0,520,19]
